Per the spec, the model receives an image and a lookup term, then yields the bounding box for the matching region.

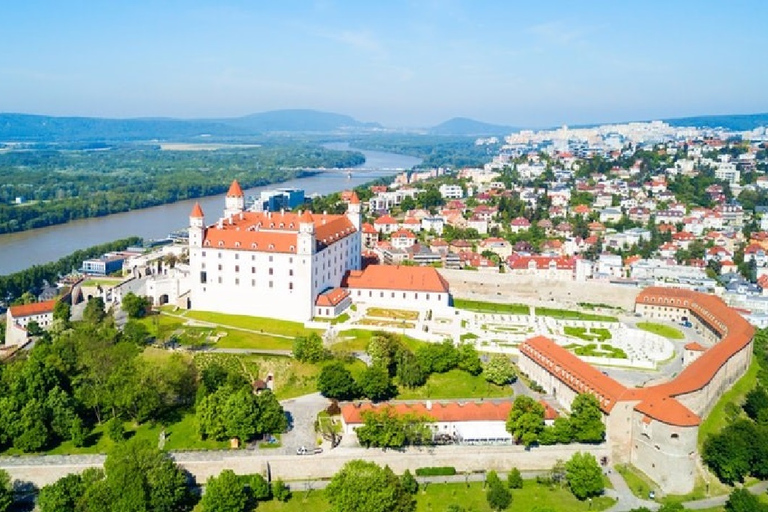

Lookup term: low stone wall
[439,269,641,311]
[0,443,610,487]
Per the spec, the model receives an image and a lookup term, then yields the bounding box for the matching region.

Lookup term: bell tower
[224,179,245,218]
[189,202,205,248]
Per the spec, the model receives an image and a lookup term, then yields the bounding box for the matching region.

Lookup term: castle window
[217,277,222,284]
[251,279,255,286]
[252,267,256,273]
[218,252,222,258]
[289,269,293,277]
[671,433,679,440]
[218,264,222,271]
[235,278,239,285]
[269,281,273,288]
[269,255,273,262]
[289,282,293,290]
[269,268,273,275]
[202,251,206,257]
[200,271,207,284]
[235,253,239,259]
[235,265,239,272]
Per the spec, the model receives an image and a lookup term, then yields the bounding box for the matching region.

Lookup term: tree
[702,420,754,484]
[223,387,260,442]
[53,300,71,325]
[507,467,523,489]
[356,407,432,449]
[485,470,511,511]
[121,292,151,319]
[106,417,125,442]
[743,385,768,421]
[564,452,604,500]
[357,364,396,401]
[0,469,11,512]
[122,320,150,345]
[724,488,768,512]
[82,297,107,324]
[248,473,272,501]
[482,354,517,385]
[201,470,248,512]
[569,394,605,443]
[37,472,84,512]
[95,439,194,512]
[415,340,458,374]
[367,332,404,376]
[457,343,482,376]
[506,395,545,447]
[326,460,415,512]
[272,479,291,502]
[293,333,327,363]
[401,469,418,494]
[317,362,359,400]
[255,390,288,436]
[395,350,427,388]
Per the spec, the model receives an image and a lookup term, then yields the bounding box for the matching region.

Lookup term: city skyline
[1,1,767,128]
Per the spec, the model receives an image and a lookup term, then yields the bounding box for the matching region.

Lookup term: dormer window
[279,223,284,228]
[217,241,224,247]
[290,245,295,252]
[252,243,258,249]
[204,240,211,247]
[269,244,275,250]
[235,242,241,248]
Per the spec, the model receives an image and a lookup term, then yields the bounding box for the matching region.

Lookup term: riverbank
[0,146,421,275]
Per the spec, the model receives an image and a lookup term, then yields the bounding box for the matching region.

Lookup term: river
[0,144,421,275]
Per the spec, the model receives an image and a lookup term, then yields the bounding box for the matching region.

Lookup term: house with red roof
[314,288,351,319]
[400,216,422,232]
[506,253,575,280]
[340,400,558,443]
[361,223,378,248]
[5,299,58,348]
[391,228,417,250]
[373,214,399,234]
[510,217,531,233]
[342,265,451,311]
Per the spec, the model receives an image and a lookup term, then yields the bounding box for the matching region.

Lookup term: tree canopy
[564,452,604,500]
[326,460,415,512]
[506,395,545,447]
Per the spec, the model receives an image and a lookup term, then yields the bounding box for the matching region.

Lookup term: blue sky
[1,1,766,127]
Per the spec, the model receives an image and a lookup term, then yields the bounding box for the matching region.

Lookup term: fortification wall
[439,270,641,311]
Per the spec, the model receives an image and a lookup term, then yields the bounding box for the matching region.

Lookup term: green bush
[415,466,456,476]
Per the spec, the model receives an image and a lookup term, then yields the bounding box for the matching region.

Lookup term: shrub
[507,467,523,489]
[415,466,456,476]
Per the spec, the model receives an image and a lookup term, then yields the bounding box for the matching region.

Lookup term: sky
[1,0,767,128]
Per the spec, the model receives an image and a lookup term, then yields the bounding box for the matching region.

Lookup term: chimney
[426,400,432,411]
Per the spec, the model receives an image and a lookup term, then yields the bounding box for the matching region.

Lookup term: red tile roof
[343,265,449,293]
[10,300,58,318]
[374,214,397,225]
[227,179,244,197]
[521,287,754,427]
[315,288,350,307]
[341,400,514,425]
[362,223,377,234]
[202,210,356,253]
[190,202,204,218]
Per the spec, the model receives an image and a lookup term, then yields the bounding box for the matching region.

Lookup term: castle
[188,180,362,322]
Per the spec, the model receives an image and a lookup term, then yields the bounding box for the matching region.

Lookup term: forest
[349,134,499,169]
[0,143,364,234]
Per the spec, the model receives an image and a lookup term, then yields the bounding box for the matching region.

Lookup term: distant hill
[0,109,382,142]
[219,109,382,132]
[428,117,516,136]
[664,112,768,131]
[0,113,245,142]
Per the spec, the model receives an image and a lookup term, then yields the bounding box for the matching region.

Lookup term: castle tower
[297,210,316,256]
[224,179,245,218]
[346,191,361,231]
[189,202,205,248]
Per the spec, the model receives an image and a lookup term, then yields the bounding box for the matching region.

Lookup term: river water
[0,144,421,275]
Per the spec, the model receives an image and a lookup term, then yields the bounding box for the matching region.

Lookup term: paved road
[277,392,330,455]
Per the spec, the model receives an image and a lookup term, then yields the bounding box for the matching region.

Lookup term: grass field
[635,322,685,340]
[253,481,616,512]
[535,307,618,322]
[397,369,511,400]
[331,329,425,353]
[182,310,317,338]
[453,298,530,315]
[698,357,759,446]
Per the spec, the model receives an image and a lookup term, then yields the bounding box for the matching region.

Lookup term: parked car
[296,445,323,455]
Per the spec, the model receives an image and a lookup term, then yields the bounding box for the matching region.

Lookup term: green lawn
[82,278,123,287]
[635,322,685,340]
[182,310,317,338]
[698,357,759,446]
[453,298,530,315]
[331,329,425,353]
[616,464,657,500]
[397,369,511,400]
[367,307,419,320]
[564,326,612,342]
[139,313,293,350]
[254,481,615,512]
[535,307,618,322]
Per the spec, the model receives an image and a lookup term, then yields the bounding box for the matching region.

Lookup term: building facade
[188,180,361,322]
[518,287,754,494]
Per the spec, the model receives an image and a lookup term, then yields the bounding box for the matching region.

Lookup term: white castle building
[188,180,362,322]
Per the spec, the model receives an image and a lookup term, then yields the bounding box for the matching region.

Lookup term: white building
[4,300,57,348]
[439,184,463,199]
[343,265,450,311]
[188,180,361,322]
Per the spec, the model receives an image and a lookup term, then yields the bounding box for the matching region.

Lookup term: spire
[299,210,314,224]
[349,191,360,204]
[190,202,204,218]
[227,179,244,197]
